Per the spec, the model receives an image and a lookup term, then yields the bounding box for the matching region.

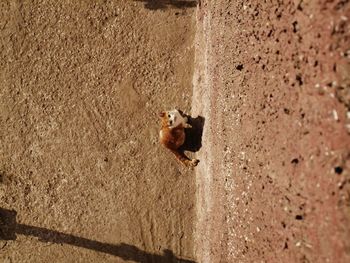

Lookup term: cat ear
[159,111,165,117]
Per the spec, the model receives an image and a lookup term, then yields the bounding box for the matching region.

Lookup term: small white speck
[332,109,339,121]
[305,242,313,248]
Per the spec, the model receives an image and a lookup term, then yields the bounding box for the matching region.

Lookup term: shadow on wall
[0,208,195,263]
[135,0,197,10]
[180,114,205,153]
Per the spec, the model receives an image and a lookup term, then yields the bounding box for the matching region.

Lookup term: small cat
[159,110,199,167]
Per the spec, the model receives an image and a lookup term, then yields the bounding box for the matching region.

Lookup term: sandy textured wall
[192,4,224,263]
[193,1,350,262]
[0,1,197,262]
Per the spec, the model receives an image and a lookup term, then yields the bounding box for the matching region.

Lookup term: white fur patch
[168,110,186,128]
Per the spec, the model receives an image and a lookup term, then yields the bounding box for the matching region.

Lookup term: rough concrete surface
[0,1,197,262]
[193,0,350,262]
[1,0,350,263]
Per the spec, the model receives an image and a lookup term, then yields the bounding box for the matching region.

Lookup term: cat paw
[184,123,192,129]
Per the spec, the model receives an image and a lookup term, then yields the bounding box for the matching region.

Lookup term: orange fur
[159,110,199,167]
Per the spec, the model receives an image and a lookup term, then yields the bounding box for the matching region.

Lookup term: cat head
[159,111,176,128]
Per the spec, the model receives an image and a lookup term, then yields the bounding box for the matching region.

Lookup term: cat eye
[168,114,171,118]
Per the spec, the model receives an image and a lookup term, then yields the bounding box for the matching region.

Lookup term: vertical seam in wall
[192,2,214,262]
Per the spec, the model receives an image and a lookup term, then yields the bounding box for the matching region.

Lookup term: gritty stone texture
[0,1,197,262]
[194,1,350,262]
